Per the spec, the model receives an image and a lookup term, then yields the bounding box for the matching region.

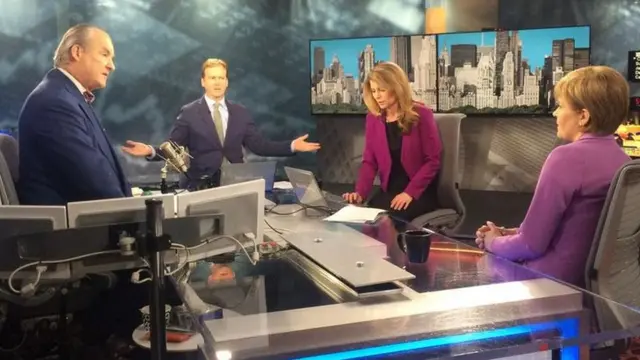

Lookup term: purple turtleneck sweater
[486,134,630,286]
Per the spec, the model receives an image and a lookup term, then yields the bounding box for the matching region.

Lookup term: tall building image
[359,45,375,84]
[499,52,515,108]
[574,48,590,69]
[391,37,411,80]
[312,47,325,85]
[411,36,438,110]
[451,44,477,69]
[552,39,576,74]
[493,31,510,95]
[509,31,523,90]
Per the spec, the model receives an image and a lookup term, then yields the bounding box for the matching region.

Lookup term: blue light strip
[295,318,580,360]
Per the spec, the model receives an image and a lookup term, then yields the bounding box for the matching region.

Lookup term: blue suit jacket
[162,97,292,187]
[18,69,131,205]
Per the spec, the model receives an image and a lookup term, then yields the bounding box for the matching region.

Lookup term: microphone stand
[138,199,172,360]
[160,165,169,194]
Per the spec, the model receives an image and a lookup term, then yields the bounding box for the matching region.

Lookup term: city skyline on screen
[436,25,591,114]
[310,35,438,114]
[437,26,590,69]
[310,37,391,80]
[309,26,591,115]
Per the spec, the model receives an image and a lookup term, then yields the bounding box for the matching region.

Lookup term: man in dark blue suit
[18,24,130,205]
[123,58,320,187]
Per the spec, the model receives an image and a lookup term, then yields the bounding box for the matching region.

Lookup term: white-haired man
[18,23,130,205]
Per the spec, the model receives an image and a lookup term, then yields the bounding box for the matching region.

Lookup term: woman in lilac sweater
[342,62,442,221]
[475,66,631,286]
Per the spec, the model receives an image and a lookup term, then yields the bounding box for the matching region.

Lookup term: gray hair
[52,24,102,67]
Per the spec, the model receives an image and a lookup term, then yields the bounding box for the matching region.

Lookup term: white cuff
[146,145,156,160]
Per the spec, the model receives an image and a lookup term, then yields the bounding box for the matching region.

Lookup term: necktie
[83,91,95,104]
[213,103,225,143]
[212,103,228,164]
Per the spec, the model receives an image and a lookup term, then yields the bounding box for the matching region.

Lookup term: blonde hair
[363,62,419,132]
[53,24,103,67]
[201,58,228,78]
[554,66,629,135]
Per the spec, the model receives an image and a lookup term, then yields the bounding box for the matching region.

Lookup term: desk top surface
[173,210,640,360]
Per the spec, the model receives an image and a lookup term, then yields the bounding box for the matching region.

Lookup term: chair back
[0,134,19,205]
[433,113,466,222]
[585,159,640,332]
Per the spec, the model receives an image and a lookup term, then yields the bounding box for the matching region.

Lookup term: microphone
[159,141,190,176]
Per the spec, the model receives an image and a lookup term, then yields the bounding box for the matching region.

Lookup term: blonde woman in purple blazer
[343,62,442,221]
[476,66,630,286]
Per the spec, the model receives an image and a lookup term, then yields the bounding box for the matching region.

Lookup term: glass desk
[170,211,640,360]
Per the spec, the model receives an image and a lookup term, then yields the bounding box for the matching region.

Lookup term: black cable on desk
[263,219,283,235]
[266,203,333,216]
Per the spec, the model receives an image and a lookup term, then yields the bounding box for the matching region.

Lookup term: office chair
[410,113,466,235]
[0,134,19,205]
[585,159,640,357]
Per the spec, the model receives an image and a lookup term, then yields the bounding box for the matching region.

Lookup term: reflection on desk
[172,211,640,360]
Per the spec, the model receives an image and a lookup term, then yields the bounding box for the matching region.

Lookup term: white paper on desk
[323,205,386,223]
[273,181,293,189]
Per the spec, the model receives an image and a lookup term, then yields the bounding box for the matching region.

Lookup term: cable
[264,219,283,234]
[266,204,305,215]
[266,203,332,215]
[164,243,188,276]
[169,234,259,275]
[8,250,122,294]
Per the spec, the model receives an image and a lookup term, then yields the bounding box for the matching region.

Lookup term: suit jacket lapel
[78,101,118,167]
[197,97,223,148]
[81,104,130,193]
[52,69,128,193]
[223,100,236,147]
[55,69,118,172]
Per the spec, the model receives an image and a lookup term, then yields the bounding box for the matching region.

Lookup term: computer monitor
[284,166,329,208]
[175,179,265,259]
[0,205,70,279]
[67,194,176,229]
[66,194,177,276]
[220,161,277,191]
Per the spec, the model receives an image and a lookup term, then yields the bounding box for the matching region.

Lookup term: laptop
[283,166,346,211]
[220,161,277,192]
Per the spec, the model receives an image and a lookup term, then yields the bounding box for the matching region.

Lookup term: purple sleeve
[404,107,442,199]
[355,114,378,199]
[486,147,578,260]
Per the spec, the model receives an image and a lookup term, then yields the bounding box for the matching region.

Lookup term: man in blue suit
[18,24,130,205]
[123,58,320,188]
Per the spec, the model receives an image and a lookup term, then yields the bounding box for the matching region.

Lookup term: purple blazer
[486,134,630,286]
[355,105,442,200]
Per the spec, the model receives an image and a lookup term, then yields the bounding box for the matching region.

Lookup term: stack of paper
[323,205,387,223]
[273,181,293,189]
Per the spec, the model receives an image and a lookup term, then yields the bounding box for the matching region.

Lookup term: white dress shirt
[57,67,88,96]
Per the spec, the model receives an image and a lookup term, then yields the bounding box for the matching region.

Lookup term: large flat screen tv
[310,35,438,114]
[437,25,591,115]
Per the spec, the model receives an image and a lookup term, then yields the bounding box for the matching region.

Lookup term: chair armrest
[410,208,460,230]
